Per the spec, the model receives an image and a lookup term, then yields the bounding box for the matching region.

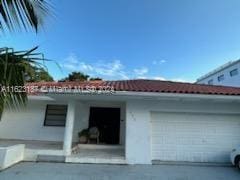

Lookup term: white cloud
[136,76,146,79]
[170,78,193,83]
[136,76,166,80]
[65,53,79,64]
[135,76,193,83]
[153,76,166,80]
[133,67,148,76]
[61,54,129,79]
[93,60,129,79]
[61,53,192,82]
[152,59,166,65]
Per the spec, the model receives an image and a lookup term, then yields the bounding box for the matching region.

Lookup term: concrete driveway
[0,162,239,180]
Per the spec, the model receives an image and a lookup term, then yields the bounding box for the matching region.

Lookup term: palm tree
[0,47,46,114]
[0,0,51,32]
[0,0,51,114]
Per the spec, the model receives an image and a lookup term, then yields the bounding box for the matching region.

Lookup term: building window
[230,69,238,77]
[218,74,224,82]
[44,105,68,126]
[208,79,213,85]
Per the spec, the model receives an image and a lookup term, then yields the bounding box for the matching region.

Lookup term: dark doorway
[89,107,120,144]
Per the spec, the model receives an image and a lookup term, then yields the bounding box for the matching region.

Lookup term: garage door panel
[151,112,240,163]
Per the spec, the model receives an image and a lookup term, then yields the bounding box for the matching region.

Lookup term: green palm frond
[0,0,51,32]
[0,46,46,114]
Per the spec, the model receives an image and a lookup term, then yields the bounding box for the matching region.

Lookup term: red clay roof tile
[26,79,240,96]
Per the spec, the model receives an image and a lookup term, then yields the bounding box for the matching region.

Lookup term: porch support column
[125,100,152,164]
[63,100,76,156]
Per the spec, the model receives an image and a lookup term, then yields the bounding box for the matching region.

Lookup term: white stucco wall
[0,100,66,142]
[125,98,240,164]
[0,99,126,145]
[125,100,152,164]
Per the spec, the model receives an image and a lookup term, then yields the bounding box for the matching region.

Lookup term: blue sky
[1,0,240,82]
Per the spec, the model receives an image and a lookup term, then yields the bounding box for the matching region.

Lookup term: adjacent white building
[196,60,240,87]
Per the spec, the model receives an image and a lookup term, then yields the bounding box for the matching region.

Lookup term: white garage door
[151,112,240,163]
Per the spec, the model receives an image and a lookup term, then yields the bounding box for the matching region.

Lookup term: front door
[89,107,120,144]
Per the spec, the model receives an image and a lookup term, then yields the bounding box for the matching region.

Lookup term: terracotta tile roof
[26,79,240,96]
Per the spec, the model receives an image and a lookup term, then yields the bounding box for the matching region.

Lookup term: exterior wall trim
[115,91,240,101]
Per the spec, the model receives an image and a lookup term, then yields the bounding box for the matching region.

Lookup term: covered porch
[0,94,127,164]
[62,97,126,164]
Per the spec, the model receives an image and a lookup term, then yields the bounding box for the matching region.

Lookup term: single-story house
[1,79,240,165]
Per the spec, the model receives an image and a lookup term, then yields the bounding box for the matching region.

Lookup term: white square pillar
[125,100,152,164]
[63,100,76,156]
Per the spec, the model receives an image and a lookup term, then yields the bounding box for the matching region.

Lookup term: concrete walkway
[0,162,239,180]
